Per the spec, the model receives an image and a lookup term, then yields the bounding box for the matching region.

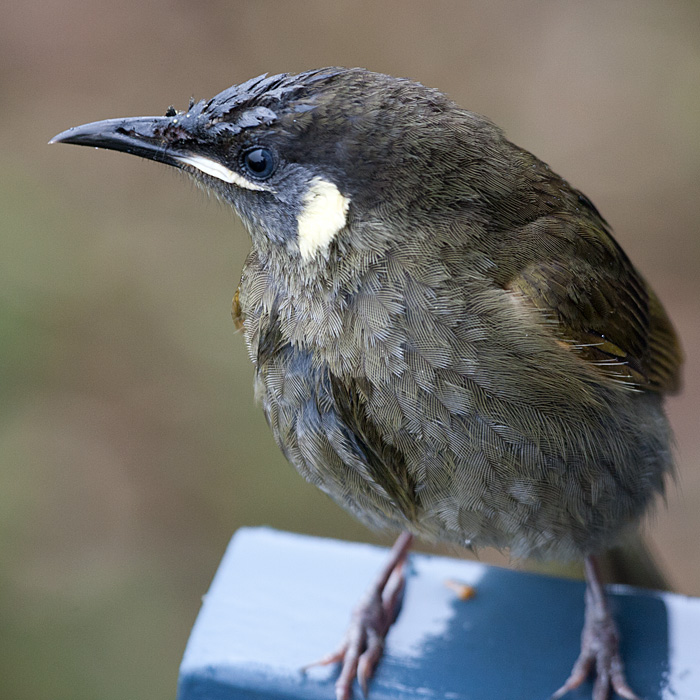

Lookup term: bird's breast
[235,253,672,558]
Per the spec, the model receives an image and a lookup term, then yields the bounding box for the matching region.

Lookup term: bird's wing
[502,214,682,394]
[328,373,422,522]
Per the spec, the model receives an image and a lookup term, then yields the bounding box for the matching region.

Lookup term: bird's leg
[303,531,413,700]
[552,555,639,700]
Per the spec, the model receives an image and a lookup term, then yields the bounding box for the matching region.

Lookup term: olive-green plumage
[51,67,682,700]
[226,68,681,561]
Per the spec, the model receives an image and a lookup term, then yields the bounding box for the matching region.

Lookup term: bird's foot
[302,532,413,700]
[552,556,639,700]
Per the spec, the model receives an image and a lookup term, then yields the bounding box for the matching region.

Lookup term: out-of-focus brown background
[2,1,698,698]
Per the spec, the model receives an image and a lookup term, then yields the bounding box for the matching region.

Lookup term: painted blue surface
[177,528,699,700]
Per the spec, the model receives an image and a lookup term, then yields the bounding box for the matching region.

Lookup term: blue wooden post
[177,527,699,699]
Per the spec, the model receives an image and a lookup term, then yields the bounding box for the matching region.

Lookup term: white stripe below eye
[175,154,269,191]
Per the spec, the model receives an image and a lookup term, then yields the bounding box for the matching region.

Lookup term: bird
[50,67,682,700]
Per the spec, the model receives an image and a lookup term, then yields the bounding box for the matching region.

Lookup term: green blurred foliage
[1,1,699,699]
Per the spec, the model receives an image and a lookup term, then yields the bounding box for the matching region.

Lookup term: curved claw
[553,555,640,700]
[302,533,413,700]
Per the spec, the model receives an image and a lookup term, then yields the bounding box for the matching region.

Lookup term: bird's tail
[520,532,670,591]
[597,533,670,591]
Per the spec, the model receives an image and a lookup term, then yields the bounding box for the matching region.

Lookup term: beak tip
[49,129,74,145]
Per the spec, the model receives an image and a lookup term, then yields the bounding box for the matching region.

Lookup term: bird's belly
[254,339,672,561]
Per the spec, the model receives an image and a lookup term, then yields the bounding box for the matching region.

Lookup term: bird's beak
[49,115,189,169]
[50,114,261,187]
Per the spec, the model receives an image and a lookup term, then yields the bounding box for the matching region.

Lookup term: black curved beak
[49,116,187,168]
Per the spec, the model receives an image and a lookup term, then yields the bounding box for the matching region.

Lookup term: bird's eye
[240,147,276,180]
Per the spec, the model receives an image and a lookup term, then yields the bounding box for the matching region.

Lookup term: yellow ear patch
[297,177,350,261]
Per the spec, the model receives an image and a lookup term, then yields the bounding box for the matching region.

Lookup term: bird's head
[51,67,506,270]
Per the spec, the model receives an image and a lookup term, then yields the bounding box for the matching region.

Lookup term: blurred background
[1,1,699,698]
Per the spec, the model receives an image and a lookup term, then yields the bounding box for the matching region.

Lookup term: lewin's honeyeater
[51,68,682,700]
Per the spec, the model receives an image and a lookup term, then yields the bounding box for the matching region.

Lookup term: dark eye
[241,147,276,180]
